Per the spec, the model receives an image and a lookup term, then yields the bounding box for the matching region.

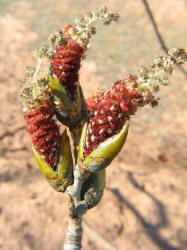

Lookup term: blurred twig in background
[142,0,187,79]
[83,219,117,250]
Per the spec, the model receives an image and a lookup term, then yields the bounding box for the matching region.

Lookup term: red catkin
[51,25,85,99]
[84,75,152,156]
[24,100,61,169]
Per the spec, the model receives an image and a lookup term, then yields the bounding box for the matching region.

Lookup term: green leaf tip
[48,75,72,109]
[57,129,73,184]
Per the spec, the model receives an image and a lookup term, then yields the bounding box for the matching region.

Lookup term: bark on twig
[64,217,83,250]
[64,165,90,250]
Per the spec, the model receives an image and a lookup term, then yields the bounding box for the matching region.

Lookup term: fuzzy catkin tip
[66,5,119,49]
[136,48,187,98]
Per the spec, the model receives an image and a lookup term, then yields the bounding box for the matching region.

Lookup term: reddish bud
[24,100,61,169]
[83,75,150,156]
[51,25,85,99]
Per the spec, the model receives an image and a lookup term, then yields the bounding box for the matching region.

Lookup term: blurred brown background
[0,0,187,249]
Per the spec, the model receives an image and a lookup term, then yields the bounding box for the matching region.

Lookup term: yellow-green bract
[82,168,106,209]
[78,123,129,172]
[32,129,73,192]
[48,76,83,127]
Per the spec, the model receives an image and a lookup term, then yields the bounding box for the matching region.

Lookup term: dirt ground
[0,0,187,249]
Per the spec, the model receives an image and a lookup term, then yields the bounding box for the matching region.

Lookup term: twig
[64,165,90,250]
[141,0,187,79]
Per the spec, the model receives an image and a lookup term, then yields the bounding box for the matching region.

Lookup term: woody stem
[64,216,83,250]
[64,165,90,250]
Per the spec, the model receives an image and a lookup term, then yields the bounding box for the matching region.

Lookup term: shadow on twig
[106,171,179,250]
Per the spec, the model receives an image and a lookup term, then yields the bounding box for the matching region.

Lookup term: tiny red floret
[24,100,61,169]
[51,25,85,99]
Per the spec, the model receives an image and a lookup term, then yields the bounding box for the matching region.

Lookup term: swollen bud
[32,129,73,192]
[51,24,85,100]
[81,169,106,209]
[78,123,129,172]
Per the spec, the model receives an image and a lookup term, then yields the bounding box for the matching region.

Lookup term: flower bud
[24,100,61,168]
[51,25,85,101]
[77,75,149,172]
[78,122,129,172]
[32,130,73,192]
[83,76,142,158]
[24,100,73,191]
